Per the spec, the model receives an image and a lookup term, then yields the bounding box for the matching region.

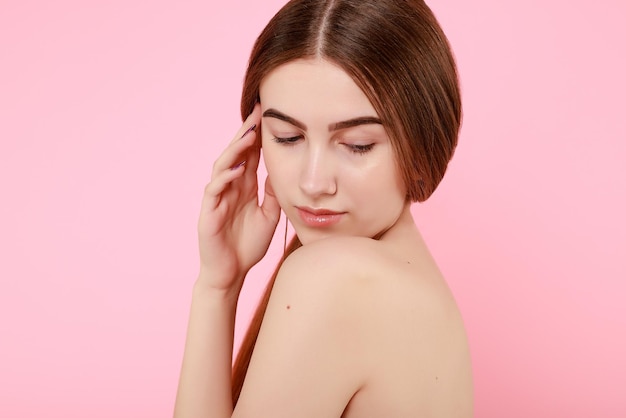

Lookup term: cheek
[350,160,403,198]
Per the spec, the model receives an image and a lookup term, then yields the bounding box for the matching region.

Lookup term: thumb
[261,176,281,223]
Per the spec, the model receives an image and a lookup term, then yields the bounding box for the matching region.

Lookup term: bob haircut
[233,0,461,404]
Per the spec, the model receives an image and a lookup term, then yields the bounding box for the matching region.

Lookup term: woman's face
[260,59,408,245]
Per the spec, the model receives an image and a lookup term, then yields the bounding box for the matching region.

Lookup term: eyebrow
[262,108,383,132]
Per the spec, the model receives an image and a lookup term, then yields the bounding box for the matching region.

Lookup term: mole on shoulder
[286,305,291,310]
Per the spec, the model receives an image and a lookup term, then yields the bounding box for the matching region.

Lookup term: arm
[174,104,280,418]
[233,240,374,417]
[174,282,238,417]
[234,237,471,417]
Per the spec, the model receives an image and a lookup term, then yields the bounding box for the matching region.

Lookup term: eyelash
[348,144,375,155]
[273,135,302,145]
[272,136,375,155]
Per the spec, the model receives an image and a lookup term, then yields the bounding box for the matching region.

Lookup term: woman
[175,0,473,416]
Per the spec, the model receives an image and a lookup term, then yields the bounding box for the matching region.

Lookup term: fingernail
[240,124,257,139]
[231,160,246,170]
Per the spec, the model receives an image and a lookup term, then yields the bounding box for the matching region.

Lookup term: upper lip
[296,206,345,216]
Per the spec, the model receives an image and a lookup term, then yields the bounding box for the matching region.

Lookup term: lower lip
[297,208,344,227]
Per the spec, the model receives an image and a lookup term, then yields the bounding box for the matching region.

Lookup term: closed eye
[273,135,303,145]
[345,143,375,155]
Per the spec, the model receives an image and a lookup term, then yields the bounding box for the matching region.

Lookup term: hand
[197,104,281,292]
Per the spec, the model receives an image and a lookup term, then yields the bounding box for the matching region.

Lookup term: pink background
[1,0,624,416]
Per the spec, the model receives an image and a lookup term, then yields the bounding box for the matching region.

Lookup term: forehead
[259,59,379,122]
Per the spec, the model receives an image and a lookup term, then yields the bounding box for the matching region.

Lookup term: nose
[299,145,337,198]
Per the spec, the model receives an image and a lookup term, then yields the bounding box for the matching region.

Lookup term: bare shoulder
[275,235,460,319]
[269,236,421,322]
[277,235,387,284]
[235,236,473,416]
[275,236,473,416]
[234,237,388,416]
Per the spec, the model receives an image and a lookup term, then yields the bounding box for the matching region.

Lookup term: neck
[379,202,419,242]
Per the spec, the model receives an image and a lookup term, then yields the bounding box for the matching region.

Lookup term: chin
[293,226,375,246]
[290,226,337,245]
[294,230,332,246]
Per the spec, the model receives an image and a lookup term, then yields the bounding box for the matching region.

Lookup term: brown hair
[232,0,461,404]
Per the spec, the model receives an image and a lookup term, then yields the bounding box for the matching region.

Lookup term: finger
[211,104,261,175]
[261,176,281,224]
[238,119,263,190]
[247,121,263,174]
[202,164,246,209]
[229,103,262,145]
[241,137,261,186]
[220,124,262,191]
[212,129,257,176]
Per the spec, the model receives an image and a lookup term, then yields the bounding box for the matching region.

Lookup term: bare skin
[174,59,473,417]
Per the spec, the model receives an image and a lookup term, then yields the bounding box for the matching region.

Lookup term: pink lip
[296,207,345,227]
